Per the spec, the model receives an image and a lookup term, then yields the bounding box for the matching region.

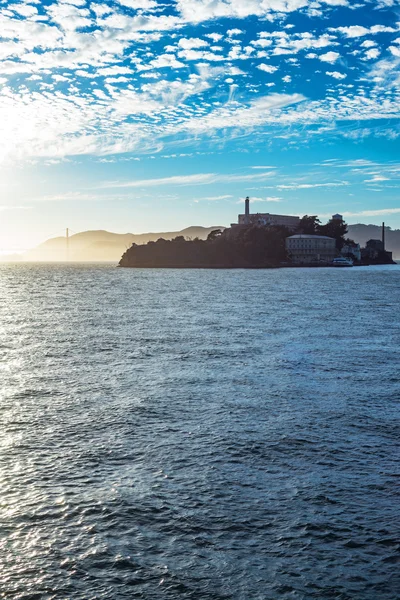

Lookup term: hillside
[2,222,399,262]
[347,224,400,258]
[16,226,225,262]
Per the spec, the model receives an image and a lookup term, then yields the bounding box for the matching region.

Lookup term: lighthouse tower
[244,196,250,225]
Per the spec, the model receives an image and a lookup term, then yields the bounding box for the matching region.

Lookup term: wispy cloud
[0,0,398,166]
[323,208,400,217]
[100,171,276,189]
[199,194,233,200]
[251,166,276,170]
[277,182,349,190]
[236,196,283,203]
[364,175,390,182]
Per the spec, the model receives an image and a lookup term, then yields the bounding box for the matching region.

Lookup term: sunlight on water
[0,263,399,600]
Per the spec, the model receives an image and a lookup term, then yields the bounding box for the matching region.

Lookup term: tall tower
[66,228,69,261]
[382,222,385,250]
[245,196,250,225]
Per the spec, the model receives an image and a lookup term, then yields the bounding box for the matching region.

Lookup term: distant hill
[10,226,225,262]
[2,222,399,262]
[348,224,400,259]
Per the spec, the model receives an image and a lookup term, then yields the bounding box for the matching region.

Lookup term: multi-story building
[238,212,300,230]
[235,198,300,231]
[286,234,336,264]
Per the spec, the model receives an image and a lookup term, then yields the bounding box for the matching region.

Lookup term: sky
[0,0,399,251]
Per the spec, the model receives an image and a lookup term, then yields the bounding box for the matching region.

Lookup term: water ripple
[0,264,399,599]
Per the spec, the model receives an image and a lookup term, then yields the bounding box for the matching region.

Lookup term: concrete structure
[366,239,384,252]
[237,213,300,229]
[236,212,300,229]
[361,238,393,263]
[244,196,250,225]
[332,213,343,221]
[341,242,361,262]
[234,196,300,231]
[286,234,336,264]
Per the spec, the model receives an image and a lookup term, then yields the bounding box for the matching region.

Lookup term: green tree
[318,218,348,250]
[298,215,321,234]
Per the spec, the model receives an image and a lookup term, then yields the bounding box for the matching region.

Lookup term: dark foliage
[119,225,290,268]
[298,215,321,235]
[297,215,349,250]
[318,218,348,250]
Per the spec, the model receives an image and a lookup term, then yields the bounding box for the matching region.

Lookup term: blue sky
[0,0,399,250]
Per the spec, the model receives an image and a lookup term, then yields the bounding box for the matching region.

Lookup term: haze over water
[0,264,399,600]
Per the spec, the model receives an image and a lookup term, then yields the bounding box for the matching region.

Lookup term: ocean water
[0,263,399,600]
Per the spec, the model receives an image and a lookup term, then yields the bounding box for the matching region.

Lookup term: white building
[341,242,361,262]
[286,234,336,264]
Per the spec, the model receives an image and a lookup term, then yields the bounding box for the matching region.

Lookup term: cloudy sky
[0,0,399,250]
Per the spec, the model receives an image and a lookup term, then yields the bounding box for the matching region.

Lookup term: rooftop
[287,234,335,240]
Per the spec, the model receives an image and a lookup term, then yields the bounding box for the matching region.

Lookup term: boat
[332,257,354,267]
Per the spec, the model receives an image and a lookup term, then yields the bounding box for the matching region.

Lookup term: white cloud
[147,54,186,69]
[257,63,278,73]
[177,48,224,62]
[334,25,370,38]
[360,40,377,48]
[326,71,347,79]
[319,51,340,63]
[115,0,158,8]
[201,194,233,200]
[252,38,273,48]
[364,175,390,182]
[91,4,113,17]
[8,4,38,17]
[97,66,133,76]
[101,170,278,189]
[206,33,223,42]
[178,37,209,50]
[332,24,398,38]
[175,0,350,23]
[277,182,349,189]
[174,93,306,137]
[340,208,400,217]
[251,165,276,169]
[389,45,400,57]
[236,196,283,203]
[270,32,337,57]
[0,0,399,165]
[364,48,380,60]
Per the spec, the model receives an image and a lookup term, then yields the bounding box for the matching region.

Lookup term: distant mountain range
[347,224,400,258]
[4,226,225,262]
[3,223,399,262]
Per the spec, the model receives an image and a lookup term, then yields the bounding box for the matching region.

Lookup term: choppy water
[0,263,399,600]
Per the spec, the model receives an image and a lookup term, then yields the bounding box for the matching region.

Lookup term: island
[119,201,396,269]
[119,225,289,268]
